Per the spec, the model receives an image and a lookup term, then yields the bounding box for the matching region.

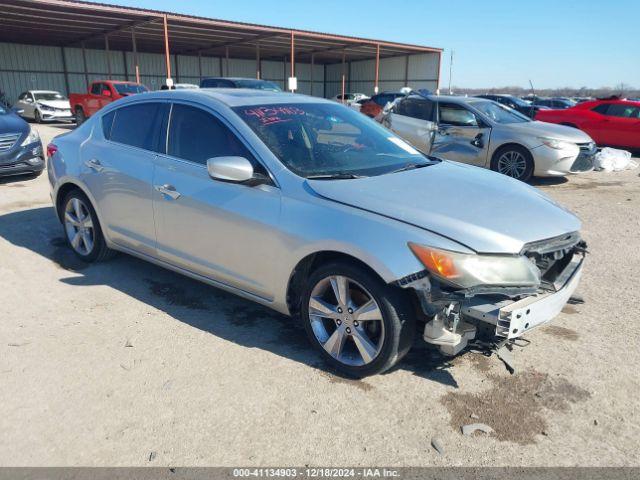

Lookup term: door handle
[154,184,181,200]
[84,158,103,172]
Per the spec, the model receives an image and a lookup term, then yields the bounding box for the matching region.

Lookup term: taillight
[46,143,58,158]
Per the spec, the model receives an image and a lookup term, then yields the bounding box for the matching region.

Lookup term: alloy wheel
[308,275,385,367]
[64,197,95,256]
[497,150,528,179]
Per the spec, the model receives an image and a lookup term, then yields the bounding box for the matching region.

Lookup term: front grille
[577,141,596,154]
[571,142,596,172]
[0,133,21,152]
[522,232,583,290]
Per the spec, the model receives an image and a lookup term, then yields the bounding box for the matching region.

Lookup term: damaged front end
[397,232,587,356]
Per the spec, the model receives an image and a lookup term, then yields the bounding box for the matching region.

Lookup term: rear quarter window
[101,110,115,139]
[108,103,165,151]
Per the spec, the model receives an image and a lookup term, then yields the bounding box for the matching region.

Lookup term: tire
[75,107,86,126]
[490,145,534,183]
[300,261,415,378]
[61,190,114,262]
[34,110,42,124]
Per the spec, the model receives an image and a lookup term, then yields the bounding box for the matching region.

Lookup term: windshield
[471,100,530,124]
[235,79,282,92]
[506,96,530,107]
[234,103,435,178]
[34,92,67,101]
[113,84,148,94]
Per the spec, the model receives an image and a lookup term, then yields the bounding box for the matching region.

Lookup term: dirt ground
[1,123,639,467]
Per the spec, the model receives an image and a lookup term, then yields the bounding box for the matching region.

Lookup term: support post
[310,53,314,96]
[341,50,346,103]
[131,27,140,84]
[81,41,89,89]
[122,50,128,81]
[289,31,295,91]
[256,42,260,79]
[105,34,111,80]
[405,54,409,88]
[163,14,172,84]
[60,46,70,96]
[225,46,229,76]
[198,51,202,83]
[174,54,179,83]
[374,44,380,94]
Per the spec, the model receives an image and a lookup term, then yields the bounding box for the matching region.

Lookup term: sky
[107,0,638,89]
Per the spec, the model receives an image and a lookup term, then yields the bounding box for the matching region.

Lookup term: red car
[535,99,640,150]
[69,80,148,125]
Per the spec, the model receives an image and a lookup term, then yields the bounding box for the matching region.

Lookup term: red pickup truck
[70,80,148,125]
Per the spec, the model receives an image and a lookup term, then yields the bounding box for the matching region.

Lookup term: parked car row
[46,88,587,377]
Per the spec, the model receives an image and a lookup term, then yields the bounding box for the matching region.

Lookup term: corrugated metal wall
[325,52,439,98]
[1,42,439,104]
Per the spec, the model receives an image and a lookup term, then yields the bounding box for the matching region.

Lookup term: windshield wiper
[389,162,431,174]
[306,173,366,180]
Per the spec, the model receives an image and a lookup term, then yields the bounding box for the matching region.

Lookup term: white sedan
[14,90,74,123]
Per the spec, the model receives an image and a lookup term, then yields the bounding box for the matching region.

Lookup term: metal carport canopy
[0,0,441,63]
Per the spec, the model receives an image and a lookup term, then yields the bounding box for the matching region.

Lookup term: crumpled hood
[37,100,71,109]
[508,120,593,143]
[307,161,581,254]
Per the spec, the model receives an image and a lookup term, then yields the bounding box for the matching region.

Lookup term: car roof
[30,90,61,93]
[116,88,333,108]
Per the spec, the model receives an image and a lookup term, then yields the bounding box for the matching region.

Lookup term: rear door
[79,101,167,256]
[598,103,640,148]
[386,97,436,153]
[431,101,491,167]
[152,102,281,299]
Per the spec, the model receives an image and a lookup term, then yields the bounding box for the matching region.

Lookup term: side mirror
[207,156,255,184]
[103,90,112,97]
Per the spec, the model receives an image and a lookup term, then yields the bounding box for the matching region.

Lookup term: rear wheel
[62,190,114,262]
[75,107,86,126]
[300,262,415,378]
[491,145,534,182]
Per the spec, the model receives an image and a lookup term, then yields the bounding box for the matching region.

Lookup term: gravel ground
[1,123,639,467]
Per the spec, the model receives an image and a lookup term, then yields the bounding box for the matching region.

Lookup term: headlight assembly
[37,103,54,111]
[20,127,40,146]
[408,243,541,289]
[537,137,575,150]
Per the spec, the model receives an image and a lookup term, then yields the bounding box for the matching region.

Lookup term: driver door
[431,102,491,167]
[153,102,281,300]
[386,97,436,154]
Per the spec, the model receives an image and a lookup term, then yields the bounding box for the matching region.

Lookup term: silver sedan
[48,89,586,377]
[383,93,596,182]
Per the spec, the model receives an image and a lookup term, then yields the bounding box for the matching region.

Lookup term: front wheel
[75,107,86,126]
[34,110,42,124]
[300,262,415,378]
[490,145,534,182]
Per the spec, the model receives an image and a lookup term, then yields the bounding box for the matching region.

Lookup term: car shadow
[0,172,41,185]
[530,176,569,187]
[0,206,458,387]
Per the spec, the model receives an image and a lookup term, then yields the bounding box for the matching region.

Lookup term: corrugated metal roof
[0,0,441,64]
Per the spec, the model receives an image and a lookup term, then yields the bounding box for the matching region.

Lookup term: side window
[168,104,261,170]
[397,98,434,121]
[109,103,164,151]
[101,110,116,139]
[438,103,478,127]
[605,104,640,119]
[101,84,111,95]
[592,104,610,115]
[18,92,27,101]
[90,83,102,95]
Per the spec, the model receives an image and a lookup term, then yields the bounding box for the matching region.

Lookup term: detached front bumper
[462,254,584,339]
[38,108,74,122]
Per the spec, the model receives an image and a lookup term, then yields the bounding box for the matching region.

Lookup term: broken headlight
[408,243,541,289]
